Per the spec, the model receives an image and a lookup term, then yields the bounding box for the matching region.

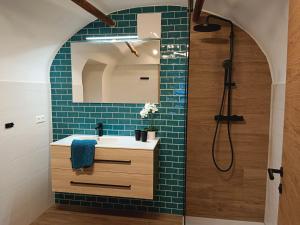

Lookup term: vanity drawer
[52,168,154,199]
[51,146,154,175]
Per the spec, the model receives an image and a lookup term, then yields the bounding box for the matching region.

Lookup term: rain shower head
[192,0,222,33]
[194,23,221,32]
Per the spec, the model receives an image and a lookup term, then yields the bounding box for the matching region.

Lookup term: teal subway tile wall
[50,6,189,215]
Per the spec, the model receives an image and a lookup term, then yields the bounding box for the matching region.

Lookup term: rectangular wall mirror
[71,39,160,103]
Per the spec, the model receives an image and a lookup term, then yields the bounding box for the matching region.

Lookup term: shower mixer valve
[214,115,245,122]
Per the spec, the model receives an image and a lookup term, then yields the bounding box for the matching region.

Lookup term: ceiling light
[86,36,139,41]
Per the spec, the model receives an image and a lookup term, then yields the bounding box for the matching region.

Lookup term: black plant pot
[135,130,141,141]
[141,131,148,142]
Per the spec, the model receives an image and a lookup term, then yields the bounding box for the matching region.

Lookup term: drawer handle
[94,159,132,165]
[70,158,132,165]
[70,181,131,189]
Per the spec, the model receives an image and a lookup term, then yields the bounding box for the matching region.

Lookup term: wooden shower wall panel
[186,18,272,222]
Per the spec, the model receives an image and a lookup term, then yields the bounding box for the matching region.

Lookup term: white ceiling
[203,0,289,84]
[0,0,289,83]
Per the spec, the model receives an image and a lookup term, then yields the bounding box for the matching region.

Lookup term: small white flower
[140,109,148,118]
[144,103,151,111]
[140,103,158,119]
[151,104,158,113]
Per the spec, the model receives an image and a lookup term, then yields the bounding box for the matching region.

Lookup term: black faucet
[95,122,103,137]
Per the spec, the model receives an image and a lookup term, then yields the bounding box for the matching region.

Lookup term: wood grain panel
[52,169,154,199]
[51,146,154,174]
[278,0,300,224]
[51,145,158,199]
[186,15,271,222]
[31,206,182,225]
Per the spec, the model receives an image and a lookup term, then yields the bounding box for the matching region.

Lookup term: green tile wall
[50,6,189,215]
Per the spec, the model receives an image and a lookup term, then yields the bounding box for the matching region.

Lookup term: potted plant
[140,103,158,140]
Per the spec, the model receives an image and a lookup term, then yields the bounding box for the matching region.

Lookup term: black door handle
[268,167,283,180]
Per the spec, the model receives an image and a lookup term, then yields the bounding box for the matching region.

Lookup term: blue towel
[71,139,97,169]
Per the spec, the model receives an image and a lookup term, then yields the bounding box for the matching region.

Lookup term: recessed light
[86,36,139,41]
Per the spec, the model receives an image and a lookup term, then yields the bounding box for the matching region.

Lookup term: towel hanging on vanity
[71,139,97,170]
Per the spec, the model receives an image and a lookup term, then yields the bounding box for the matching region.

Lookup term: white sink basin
[73,135,98,141]
[51,134,159,150]
[98,136,120,144]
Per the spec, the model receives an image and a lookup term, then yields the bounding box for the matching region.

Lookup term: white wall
[264,84,286,225]
[0,82,51,225]
[0,0,93,224]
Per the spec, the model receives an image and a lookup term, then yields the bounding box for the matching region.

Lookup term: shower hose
[211,76,234,172]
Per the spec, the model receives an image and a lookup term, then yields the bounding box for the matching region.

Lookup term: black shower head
[192,0,222,33]
[194,23,221,32]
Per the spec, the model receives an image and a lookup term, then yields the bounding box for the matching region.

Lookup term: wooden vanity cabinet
[51,145,158,199]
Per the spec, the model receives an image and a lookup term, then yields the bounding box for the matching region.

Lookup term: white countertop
[50,135,159,150]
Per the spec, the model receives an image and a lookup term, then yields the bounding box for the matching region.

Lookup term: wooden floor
[31,206,182,225]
